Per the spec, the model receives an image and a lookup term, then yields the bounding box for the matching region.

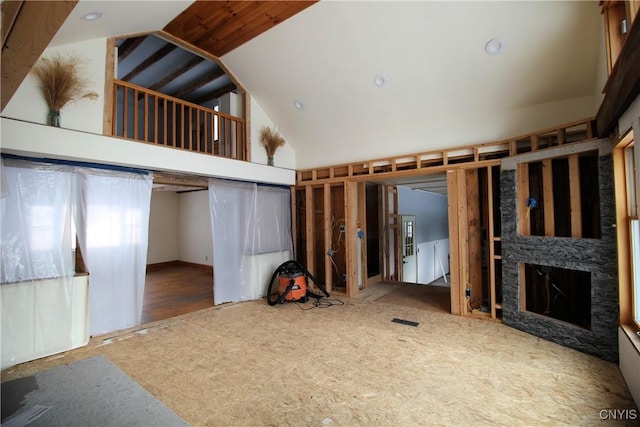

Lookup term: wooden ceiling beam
[149,56,204,91]
[117,36,145,61]
[170,67,226,100]
[192,82,237,105]
[122,43,177,81]
[1,0,77,112]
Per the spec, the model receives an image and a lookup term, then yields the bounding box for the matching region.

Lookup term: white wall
[417,239,450,285]
[250,97,296,169]
[619,328,640,407]
[3,39,106,134]
[1,275,89,369]
[147,191,179,264]
[177,190,213,266]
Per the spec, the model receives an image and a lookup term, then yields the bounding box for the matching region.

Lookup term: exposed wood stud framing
[447,170,461,315]
[466,169,482,311]
[345,181,359,296]
[487,166,497,319]
[531,135,539,151]
[323,183,333,293]
[517,163,531,235]
[568,155,583,238]
[297,118,595,185]
[542,159,555,236]
[305,185,315,277]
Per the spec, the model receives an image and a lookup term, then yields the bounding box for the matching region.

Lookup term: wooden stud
[291,187,298,259]
[568,155,582,238]
[446,170,462,316]
[305,185,315,277]
[557,128,566,145]
[323,183,333,293]
[517,163,531,235]
[487,166,497,319]
[345,181,359,296]
[466,169,482,310]
[542,159,555,236]
[357,182,367,290]
[531,135,539,151]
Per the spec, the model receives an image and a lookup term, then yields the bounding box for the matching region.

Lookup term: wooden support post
[305,185,315,276]
[291,187,297,258]
[357,182,367,290]
[323,183,333,292]
[517,163,531,235]
[446,170,462,316]
[542,159,554,236]
[466,169,482,310]
[557,128,566,145]
[486,166,497,319]
[531,135,539,151]
[568,155,582,238]
[382,185,391,280]
[509,140,517,156]
[345,181,359,296]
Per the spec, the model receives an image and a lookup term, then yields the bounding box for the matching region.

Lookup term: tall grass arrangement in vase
[260,126,285,166]
[32,53,98,127]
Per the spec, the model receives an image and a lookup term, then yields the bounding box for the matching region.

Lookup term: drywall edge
[0,118,295,186]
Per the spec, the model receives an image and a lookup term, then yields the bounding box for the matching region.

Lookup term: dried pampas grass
[260,126,286,157]
[32,53,98,111]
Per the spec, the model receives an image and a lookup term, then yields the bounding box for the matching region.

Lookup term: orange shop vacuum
[266,260,329,305]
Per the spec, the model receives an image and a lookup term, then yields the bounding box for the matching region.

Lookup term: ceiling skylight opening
[81,11,103,21]
[485,38,505,55]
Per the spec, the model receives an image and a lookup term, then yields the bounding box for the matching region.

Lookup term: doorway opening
[143,180,213,323]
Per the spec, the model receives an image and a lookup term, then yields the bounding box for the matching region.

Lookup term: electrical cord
[295,297,345,310]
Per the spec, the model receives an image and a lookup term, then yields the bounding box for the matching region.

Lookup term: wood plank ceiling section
[163,1,317,57]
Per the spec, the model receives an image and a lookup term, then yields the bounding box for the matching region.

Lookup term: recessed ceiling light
[294,100,304,110]
[485,38,505,55]
[81,11,103,21]
[373,74,386,87]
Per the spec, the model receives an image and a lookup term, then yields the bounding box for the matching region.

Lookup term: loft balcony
[112,80,247,161]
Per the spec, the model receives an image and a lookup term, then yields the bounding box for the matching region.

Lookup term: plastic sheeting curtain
[1,159,73,283]
[209,179,292,304]
[73,168,152,336]
[1,159,77,366]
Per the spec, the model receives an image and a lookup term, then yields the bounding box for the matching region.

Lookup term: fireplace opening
[522,263,591,329]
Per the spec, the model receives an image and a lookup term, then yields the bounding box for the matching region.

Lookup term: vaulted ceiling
[3,0,606,172]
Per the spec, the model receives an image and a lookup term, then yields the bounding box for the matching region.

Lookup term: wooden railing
[112,80,246,161]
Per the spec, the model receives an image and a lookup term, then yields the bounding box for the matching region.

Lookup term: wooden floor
[141,264,213,324]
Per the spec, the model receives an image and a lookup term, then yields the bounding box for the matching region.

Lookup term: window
[616,133,639,330]
[631,219,640,326]
[624,141,640,328]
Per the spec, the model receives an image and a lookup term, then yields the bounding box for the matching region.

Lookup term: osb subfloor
[2,293,636,426]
